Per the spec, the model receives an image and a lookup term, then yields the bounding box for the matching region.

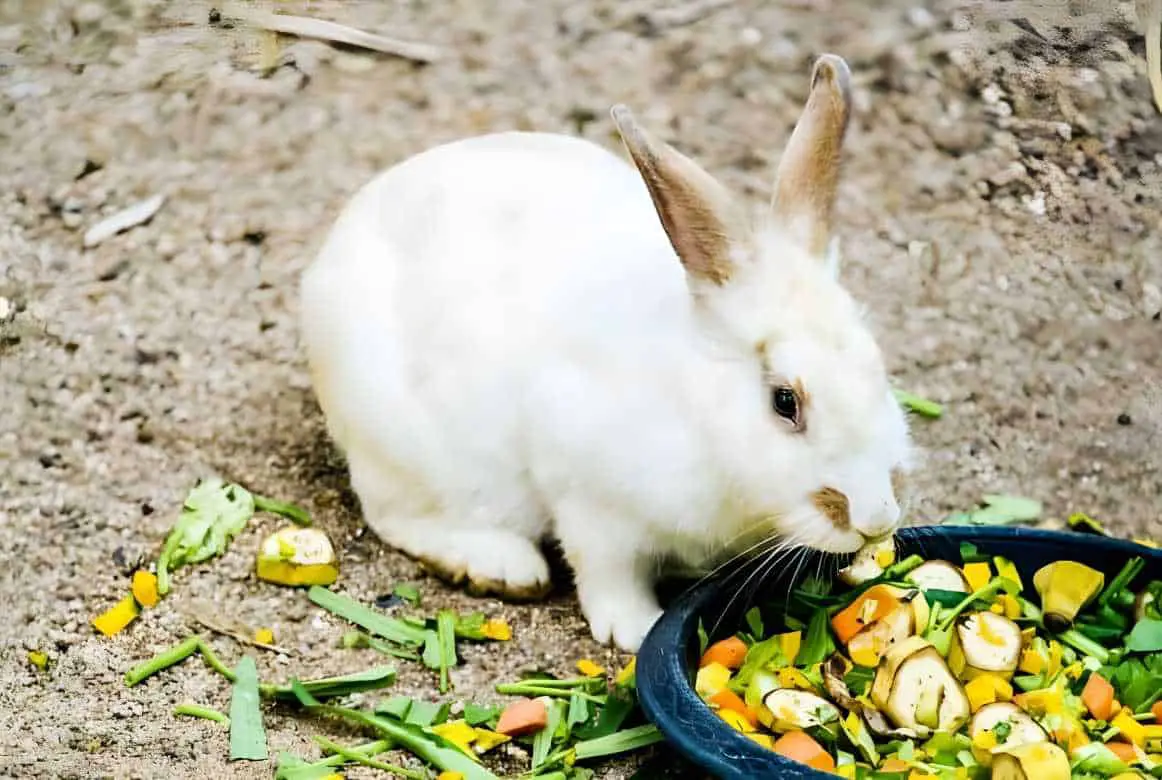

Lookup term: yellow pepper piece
[778,631,802,665]
[431,720,478,756]
[965,676,998,711]
[716,708,755,732]
[836,765,857,780]
[27,650,48,670]
[999,594,1021,619]
[1113,710,1147,746]
[850,644,881,668]
[1019,648,1045,675]
[972,730,998,750]
[576,659,604,677]
[1016,687,1063,716]
[696,663,732,697]
[92,593,140,637]
[471,728,509,753]
[989,603,1004,615]
[437,773,466,780]
[481,619,511,641]
[1060,661,1084,681]
[993,557,1023,591]
[253,628,275,645]
[776,667,815,691]
[908,773,938,780]
[747,732,775,750]
[1046,641,1063,680]
[131,570,160,608]
[1134,538,1159,549]
[616,657,636,686]
[963,562,992,592]
[875,547,897,568]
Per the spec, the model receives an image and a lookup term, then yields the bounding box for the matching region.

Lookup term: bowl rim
[636,525,1162,780]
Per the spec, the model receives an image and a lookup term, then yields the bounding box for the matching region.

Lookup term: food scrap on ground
[694,539,1162,779]
[256,526,340,587]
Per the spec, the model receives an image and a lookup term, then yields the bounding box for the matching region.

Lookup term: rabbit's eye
[771,386,799,422]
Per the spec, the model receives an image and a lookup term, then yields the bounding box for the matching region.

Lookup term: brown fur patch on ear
[771,54,852,258]
[812,486,851,530]
[890,467,907,505]
[611,105,743,286]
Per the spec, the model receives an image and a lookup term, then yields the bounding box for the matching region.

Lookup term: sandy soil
[1,0,1159,777]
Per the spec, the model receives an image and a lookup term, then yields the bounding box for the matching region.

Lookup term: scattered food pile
[694,540,1162,779]
[85,479,663,778]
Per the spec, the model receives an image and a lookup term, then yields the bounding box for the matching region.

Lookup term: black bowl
[637,525,1162,780]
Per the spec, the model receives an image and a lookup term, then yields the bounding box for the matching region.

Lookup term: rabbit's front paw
[579,584,663,653]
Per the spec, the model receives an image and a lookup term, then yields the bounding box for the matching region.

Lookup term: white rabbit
[299,54,915,652]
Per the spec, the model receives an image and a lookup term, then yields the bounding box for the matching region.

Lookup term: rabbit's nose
[857,502,901,541]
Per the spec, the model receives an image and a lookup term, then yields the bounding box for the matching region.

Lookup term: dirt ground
[1,0,1159,777]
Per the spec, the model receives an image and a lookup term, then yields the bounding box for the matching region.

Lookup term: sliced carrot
[1153,700,1162,725]
[880,758,910,772]
[831,585,903,645]
[700,636,749,670]
[772,730,835,773]
[1105,742,1138,763]
[495,697,548,737]
[708,688,758,728]
[1082,672,1116,722]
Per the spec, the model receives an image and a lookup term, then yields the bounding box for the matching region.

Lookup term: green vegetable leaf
[376,695,413,720]
[573,688,634,740]
[958,542,988,564]
[393,583,421,606]
[1126,618,1162,653]
[464,702,501,727]
[733,634,788,690]
[573,724,663,761]
[797,607,837,666]
[340,630,421,661]
[158,478,256,594]
[744,607,764,640]
[1069,742,1131,775]
[533,699,565,770]
[843,666,875,697]
[943,494,1041,527]
[1067,512,1109,536]
[308,586,430,646]
[228,656,268,761]
[697,619,709,656]
[405,699,450,727]
[267,666,396,701]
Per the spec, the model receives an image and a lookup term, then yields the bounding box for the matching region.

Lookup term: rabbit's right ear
[611,105,747,287]
[771,54,853,262]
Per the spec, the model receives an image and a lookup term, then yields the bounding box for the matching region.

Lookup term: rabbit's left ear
[612,105,748,288]
[771,54,853,262]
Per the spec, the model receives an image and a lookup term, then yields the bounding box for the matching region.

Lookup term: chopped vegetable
[968,702,1047,766]
[708,688,757,727]
[256,527,339,587]
[174,703,230,726]
[838,537,896,586]
[700,636,749,670]
[308,586,429,645]
[758,689,839,732]
[254,628,275,645]
[27,650,48,670]
[228,656,268,761]
[1126,618,1162,652]
[576,659,604,677]
[831,584,909,644]
[772,730,835,772]
[131,570,160,607]
[495,697,548,737]
[479,619,511,641]
[157,478,256,595]
[92,593,140,637]
[1032,561,1104,632]
[696,662,732,697]
[990,741,1069,779]
[892,388,943,419]
[1082,672,1118,721]
[948,612,1023,681]
[871,636,971,736]
[907,560,970,593]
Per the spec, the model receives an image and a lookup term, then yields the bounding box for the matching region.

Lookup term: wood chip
[82,194,165,248]
[227,6,442,64]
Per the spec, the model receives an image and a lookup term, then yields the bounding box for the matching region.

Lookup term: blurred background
[1,0,1159,776]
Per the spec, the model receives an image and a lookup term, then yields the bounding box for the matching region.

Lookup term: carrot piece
[831,585,903,645]
[772,730,835,773]
[1153,700,1162,725]
[1082,672,1116,721]
[708,689,758,727]
[700,636,749,670]
[1105,742,1138,763]
[495,697,548,737]
[880,758,910,772]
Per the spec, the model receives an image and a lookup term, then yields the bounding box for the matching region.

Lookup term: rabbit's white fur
[300,55,914,652]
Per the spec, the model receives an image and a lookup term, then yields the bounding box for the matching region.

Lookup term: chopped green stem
[494,684,606,703]
[1098,558,1145,609]
[194,639,240,683]
[882,554,926,582]
[1018,599,1110,663]
[573,724,664,760]
[285,740,392,773]
[173,703,229,726]
[893,388,943,419]
[254,494,312,526]
[1136,688,1162,714]
[937,578,1018,633]
[512,677,602,689]
[124,636,201,686]
[312,736,425,779]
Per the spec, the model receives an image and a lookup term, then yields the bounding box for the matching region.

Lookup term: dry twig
[189,613,294,655]
[226,6,442,64]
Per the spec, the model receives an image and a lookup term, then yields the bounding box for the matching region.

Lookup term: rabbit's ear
[611,105,746,287]
[771,54,852,260]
